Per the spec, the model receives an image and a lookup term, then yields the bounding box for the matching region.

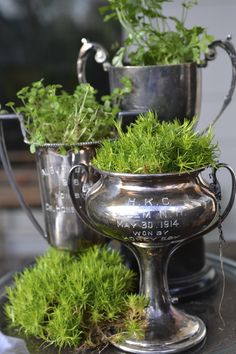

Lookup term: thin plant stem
[218,241,226,328]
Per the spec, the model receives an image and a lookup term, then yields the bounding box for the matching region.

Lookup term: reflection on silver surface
[68,164,235,353]
[78,37,236,130]
[35,144,104,251]
[70,167,218,244]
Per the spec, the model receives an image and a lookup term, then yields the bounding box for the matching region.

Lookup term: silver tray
[0,254,236,354]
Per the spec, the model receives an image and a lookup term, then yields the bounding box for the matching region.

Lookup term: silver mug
[0,114,105,251]
[68,163,236,353]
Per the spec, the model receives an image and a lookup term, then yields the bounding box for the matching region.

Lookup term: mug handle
[0,114,46,239]
[201,35,236,133]
[77,38,109,83]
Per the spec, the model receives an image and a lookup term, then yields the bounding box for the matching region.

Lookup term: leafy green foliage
[101,0,214,65]
[93,112,219,174]
[7,79,131,153]
[5,246,148,351]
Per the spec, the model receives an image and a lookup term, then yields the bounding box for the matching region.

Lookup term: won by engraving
[116,196,182,242]
[123,234,180,242]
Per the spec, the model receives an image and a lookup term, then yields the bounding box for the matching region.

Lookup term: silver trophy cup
[76,36,236,298]
[68,163,236,353]
[77,36,236,129]
[0,115,105,251]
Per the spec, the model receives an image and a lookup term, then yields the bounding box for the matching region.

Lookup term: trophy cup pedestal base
[112,313,206,354]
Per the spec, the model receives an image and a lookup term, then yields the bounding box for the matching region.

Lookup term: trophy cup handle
[194,163,236,237]
[187,163,235,247]
[0,114,46,239]
[77,38,110,83]
[210,163,236,223]
[171,163,236,256]
[201,35,236,134]
[68,163,100,233]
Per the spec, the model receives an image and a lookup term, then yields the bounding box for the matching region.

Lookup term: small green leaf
[30,144,36,154]
[5,101,15,108]
[112,47,126,66]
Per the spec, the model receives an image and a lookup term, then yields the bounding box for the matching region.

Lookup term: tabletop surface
[0,242,236,354]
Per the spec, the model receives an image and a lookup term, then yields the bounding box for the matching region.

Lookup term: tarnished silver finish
[201,35,236,133]
[35,144,104,250]
[0,114,105,249]
[69,164,236,353]
[69,166,233,245]
[78,36,236,127]
[77,38,109,84]
[77,36,236,298]
[108,64,201,122]
[0,114,105,250]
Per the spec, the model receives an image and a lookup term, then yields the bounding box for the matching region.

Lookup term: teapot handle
[68,163,102,233]
[77,38,110,83]
[201,35,236,134]
[0,114,46,238]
